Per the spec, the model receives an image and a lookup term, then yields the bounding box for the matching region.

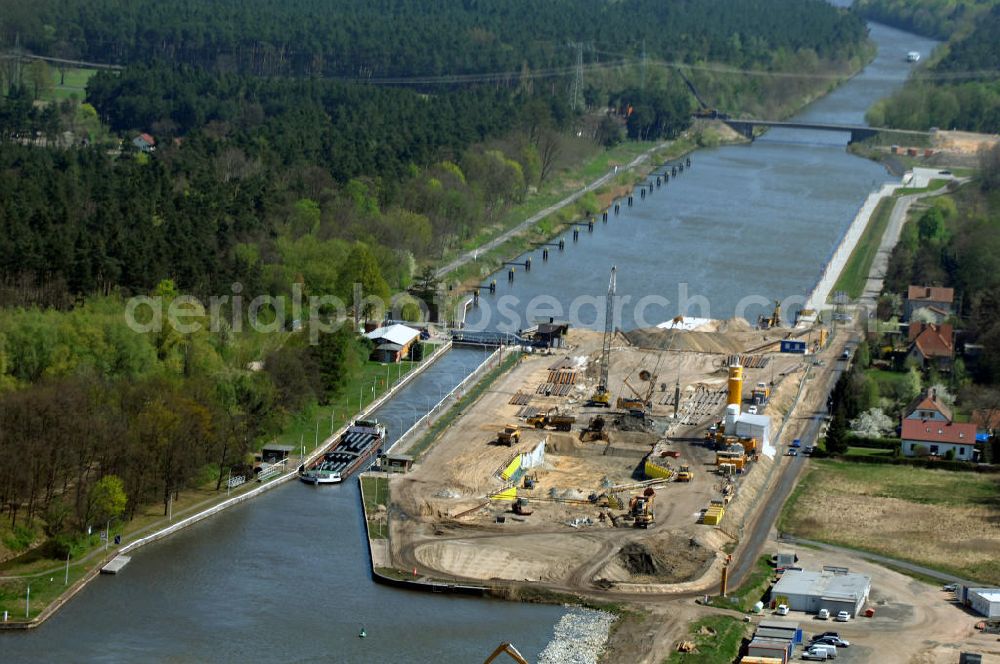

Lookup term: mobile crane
[588,266,616,407]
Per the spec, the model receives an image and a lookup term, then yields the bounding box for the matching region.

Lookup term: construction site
[389,270,836,592]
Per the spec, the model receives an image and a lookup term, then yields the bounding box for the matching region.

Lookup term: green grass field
[664,615,748,664]
[42,67,98,102]
[271,350,431,454]
[831,197,894,299]
[360,476,390,539]
[708,555,773,612]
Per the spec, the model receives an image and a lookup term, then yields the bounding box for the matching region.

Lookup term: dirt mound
[624,327,746,355]
[619,542,665,576]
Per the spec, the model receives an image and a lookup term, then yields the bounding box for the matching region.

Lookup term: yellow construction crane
[589,266,616,407]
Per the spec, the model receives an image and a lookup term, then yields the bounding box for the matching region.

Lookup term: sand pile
[625,327,747,355]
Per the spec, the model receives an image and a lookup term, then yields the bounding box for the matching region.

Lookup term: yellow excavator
[588,266,616,407]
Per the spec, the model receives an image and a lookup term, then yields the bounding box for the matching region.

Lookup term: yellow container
[703,506,725,525]
[727,364,743,407]
[644,459,672,480]
[740,658,784,664]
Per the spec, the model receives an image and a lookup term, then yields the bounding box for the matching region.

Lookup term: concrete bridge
[720,118,930,144]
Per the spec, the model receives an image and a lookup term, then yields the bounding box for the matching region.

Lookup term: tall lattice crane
[590,266,616,407]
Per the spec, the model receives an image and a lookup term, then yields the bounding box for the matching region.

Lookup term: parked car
[808,643,838,659]
[776,604,789,616]
[817,609,830,620]
[840,349,850,360]
[787,449,799,456]
[748,405,758,415]
[791,438,802,448]
[802,649,829,661]
[942,583,958,592]
[804,445,815,455]
[811,631,840,641]
[815,636,850,647]
[835,611,851,622]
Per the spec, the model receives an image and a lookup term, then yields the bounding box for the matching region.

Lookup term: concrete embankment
[804,180,903,311]
[0,341,453,629]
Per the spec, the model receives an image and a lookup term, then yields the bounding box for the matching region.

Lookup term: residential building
[907,322,954,371]
[132,133,156,152]
[901,390,977,460]
[905,285,954,321]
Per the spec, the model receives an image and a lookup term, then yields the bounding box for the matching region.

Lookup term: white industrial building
[771,568,871,617]
[968,589,1000,618]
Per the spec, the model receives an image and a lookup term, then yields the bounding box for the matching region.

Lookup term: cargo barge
[299,419,387,485]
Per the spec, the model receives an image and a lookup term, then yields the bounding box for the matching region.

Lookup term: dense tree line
[1,0,868,78]
[0,293,368,535]
[853,0,996,40]
[866,5,1000,133]
[883,155,1000,384]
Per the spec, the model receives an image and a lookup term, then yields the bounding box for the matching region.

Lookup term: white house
[901,390,977,460]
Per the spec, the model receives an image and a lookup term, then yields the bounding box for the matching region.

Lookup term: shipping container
[780,340,807,354]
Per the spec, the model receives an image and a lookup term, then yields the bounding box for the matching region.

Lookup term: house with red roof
[907,322,954,371]
[905,285,954,321]
[901,389,978,460]
[132,133,156,153]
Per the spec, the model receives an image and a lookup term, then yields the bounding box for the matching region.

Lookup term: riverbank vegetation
[853,0,999,40]
[865,4,1000,134]
[0,0,873,613]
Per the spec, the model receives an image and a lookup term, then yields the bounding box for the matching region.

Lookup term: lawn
[832,197,894,299]
[708,555,774,613]
[779,460,1000,584]
[271,349,434,454]
[664,615,748,664]
[845,446,894,457]
[42,67,98,102]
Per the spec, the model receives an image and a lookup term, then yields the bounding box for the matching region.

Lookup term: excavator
[628,487,655,528]
[587,266,616,407]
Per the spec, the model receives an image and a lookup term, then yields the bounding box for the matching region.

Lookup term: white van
[808,643,838,659]
[817,608,830,620]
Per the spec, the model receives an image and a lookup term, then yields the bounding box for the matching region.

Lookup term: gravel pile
[538,607,615,664]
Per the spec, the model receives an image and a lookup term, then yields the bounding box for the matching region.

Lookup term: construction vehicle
[579,415,606,442]
[512,497,533,516]
[497,424,520,446]
[628,487,655,528]
[522,473,537,489]
[526,407,576,431]
[751,381,770,406]
[587,266,616,407]
[483,643,530,664]
[676,464,693,482]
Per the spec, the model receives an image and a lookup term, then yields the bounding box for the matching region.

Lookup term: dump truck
[676,464,693,482]
[497,424,520,446]
[628,488,655,528]
[526,407,576,432]
[751,381,770,406]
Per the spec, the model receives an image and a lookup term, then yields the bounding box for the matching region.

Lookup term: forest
[1,0,869,78]
[882,145,1000,385]
[865,4,1000,133]
[0,0,872,552]
[853,0,997,40]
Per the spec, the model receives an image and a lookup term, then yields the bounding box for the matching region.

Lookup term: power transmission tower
[570,42,584,112]
[641,39,647,92]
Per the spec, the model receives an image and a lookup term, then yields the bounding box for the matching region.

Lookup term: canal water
[464,19,938,333]
[4,11,939,664]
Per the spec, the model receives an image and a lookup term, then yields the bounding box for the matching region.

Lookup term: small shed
[364,324,420,363]
[532,321,570,348]
[381,453,414,473]
[260,444,295,463]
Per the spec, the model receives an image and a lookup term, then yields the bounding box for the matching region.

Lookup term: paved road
[726,347,853,590]
[434,142,669,281]
[776,535,980,587]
